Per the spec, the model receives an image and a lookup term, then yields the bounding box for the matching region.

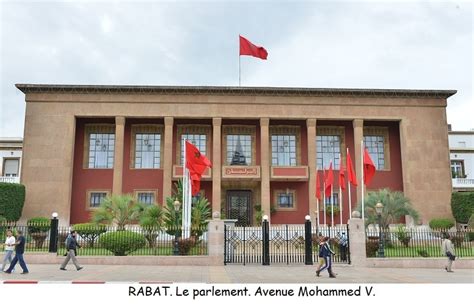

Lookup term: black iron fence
[365,226,474,258]
[224,220,350,265]
[0,221,208,256]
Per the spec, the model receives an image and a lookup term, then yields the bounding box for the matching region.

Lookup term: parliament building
[16,84,455,225]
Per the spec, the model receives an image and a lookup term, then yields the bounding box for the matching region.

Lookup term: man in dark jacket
[60,230,83,271]
[316,237,336,278]
[4,230,29,274]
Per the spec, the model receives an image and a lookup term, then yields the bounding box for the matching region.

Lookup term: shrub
[99,231,146,256]
[451,233,464,248]
[0,215,6,223]
[366,236,379,257]
[395,226,411,247]
[429,218,455,230]
[177,238,195,255]
[451,192,474,224]
[417,250,429,257]
[73,223,107,247]
[468,214,474,229]
[27,217,51,249]
[467,232,474,242]
[0,183,25,221]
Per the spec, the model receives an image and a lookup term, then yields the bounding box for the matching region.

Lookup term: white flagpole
[347,148,352,219]
[239,55,241,86]
[331,183,334,228]
[182,138,186,237]
[316,167,320,227]
[339,154,343,225]
[361,140,365,222]
[323,177,326,226]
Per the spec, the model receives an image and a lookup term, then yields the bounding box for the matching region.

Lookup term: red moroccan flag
[316,171,322,201]
[339,165,346,191]
[363,148,376,186]
[190,173,202,196]
[346,149,358,186]
[185,141,212,176]
[239,35,268,60]
[324,162,334,198]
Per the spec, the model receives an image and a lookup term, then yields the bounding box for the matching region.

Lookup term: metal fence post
[48,213,59,253]
[262,216,270,265]
[304,216,313,265]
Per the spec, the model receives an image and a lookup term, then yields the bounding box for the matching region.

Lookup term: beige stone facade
[17,85,455,225]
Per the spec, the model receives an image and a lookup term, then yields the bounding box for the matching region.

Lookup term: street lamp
[375,202,385,258]
[173,200,181,255]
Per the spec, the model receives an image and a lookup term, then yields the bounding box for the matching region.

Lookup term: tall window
[181,134,207,165]
[88,133,115,168]
[364,135,385,170]
[89,192,107,208]
[317,135,341,169]
[451,160,464,178]
[227,135,252,165]
[137,192,155,205]
[3,159,19,177]
[135,134,161,168]
[271,135,296,166]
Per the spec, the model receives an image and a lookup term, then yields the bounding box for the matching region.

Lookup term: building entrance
[226,190,252,226]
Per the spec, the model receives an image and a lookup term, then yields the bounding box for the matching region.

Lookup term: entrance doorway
[226,190,252,226]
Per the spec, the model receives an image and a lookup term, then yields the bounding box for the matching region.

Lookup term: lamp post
[48,212,59,253]
[375,202,385,258]
[173,200,181,255]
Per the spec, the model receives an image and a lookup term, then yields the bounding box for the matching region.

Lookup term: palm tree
[139,205,164,248]
[92,194,143,230]
[356,188,419,229]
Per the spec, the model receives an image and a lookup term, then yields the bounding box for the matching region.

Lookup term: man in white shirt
[2,230,15,271]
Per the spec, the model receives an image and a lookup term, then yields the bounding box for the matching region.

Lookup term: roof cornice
[15,84,457,99]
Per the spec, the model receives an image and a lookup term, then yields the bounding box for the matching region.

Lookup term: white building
[0,137,23,184]
[449,128,474,191]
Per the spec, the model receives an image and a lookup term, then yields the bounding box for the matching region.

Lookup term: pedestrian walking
[60,230,83,271]
[315,237,326,273]
[1,229,15,271]
[316,237,336,278]
[4,230,29,274]
[441,233,455,272]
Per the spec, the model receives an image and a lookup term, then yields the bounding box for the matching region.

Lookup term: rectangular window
[451,160,464,178]
[3,159,19,177]
[271,135,296,166]
[89,192,108,208]
[324,193,339,206]
[88,133,115,168]
[277,192,294,208]
[181,134,207,165]
[137,192,155,205]
[135,134,161,168]
[226,135,252,165]
[364,135,385,170]
[316,135,341,169]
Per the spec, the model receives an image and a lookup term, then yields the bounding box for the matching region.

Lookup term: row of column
[110,116,365,221]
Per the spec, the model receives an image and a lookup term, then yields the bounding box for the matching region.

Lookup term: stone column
[207,219,225,265]
[353,119,364,205]
[348,216,367,267]
[307,119,317,221]
[212,118,222,215]
[112,116,125,195]
[260,118,271,221]
[163,117,174,203]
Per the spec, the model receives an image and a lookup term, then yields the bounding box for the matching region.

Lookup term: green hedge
[451,192,474,224]
[27,217,51,233]
[429,218,455,229]
[99,231,146,256]
[0,183,25,221]
[73,223,107,247]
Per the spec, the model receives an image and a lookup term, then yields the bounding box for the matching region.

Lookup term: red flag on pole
[346,149,358,186]
[324,162,334,198]
[185,141,212,196]
[363,148,376,186]
[316,171,322,201]
[239,35,268,60]
[339,165,346,191]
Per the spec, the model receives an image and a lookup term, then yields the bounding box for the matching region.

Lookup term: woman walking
[441,233,455,272]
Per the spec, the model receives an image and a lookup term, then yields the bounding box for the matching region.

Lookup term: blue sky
[0,0,472,137]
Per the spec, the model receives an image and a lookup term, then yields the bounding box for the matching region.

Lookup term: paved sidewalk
[1,264,473,283]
